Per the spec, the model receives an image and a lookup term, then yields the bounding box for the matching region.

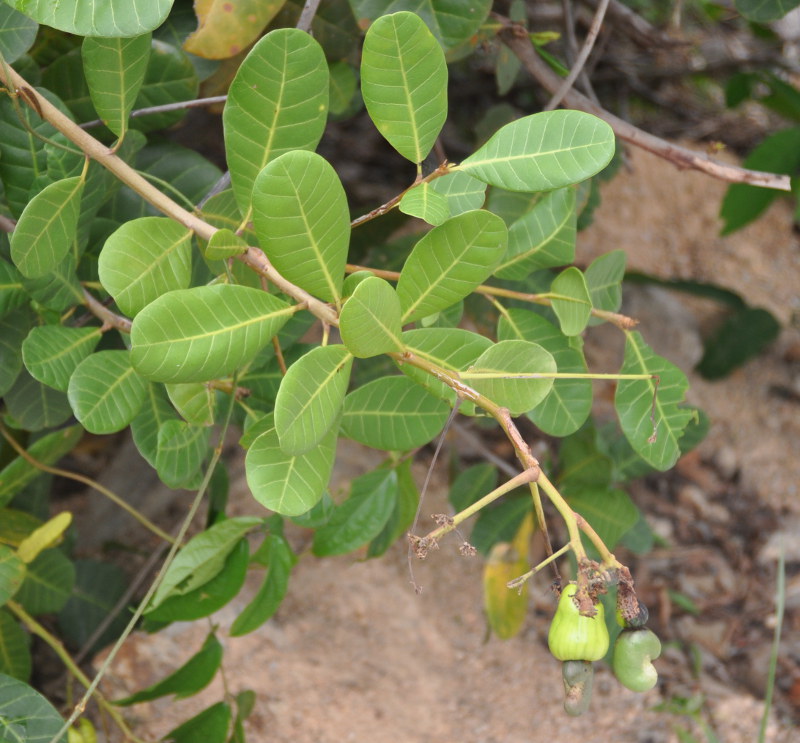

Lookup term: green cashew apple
[612,628,662,692]
[561,660,594,717]
[615,599,649,629]
[548,583,609,662]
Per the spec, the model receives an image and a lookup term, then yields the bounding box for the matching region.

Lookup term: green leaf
[21,254,84,312]
[163,701,231,743]
[367,459,419,557]
[0,545,25,607]
[0,426,83,508]
[458,110,615,192]
[0,673,67,743]
[155,420,211,490]
[0,609,30,681]
[10,176,84,279]
[0,308,33,396]
[329,60,357,115]
[130,285,292,383]
[312,468,397,556]
[351,0,492,50]
[568,488,638,551]
[126,40,199,132]
[274,344,353,456]
[735,0,800,22]
[165,382,217,427]
[130,383,180,469]
[252,150,349,303]
[615,331,693,471]
[719,128,800,234]
[99,217,193,317]
[5,371,73,431]
[0,259,27,319]
[585,250,625,322]
[223,28,329,214]
[398,327,491,412]
[471,495,530,555]
[145,539,249,624]
[4,0,172,36]
[397,210,507,323]
[339,277,404,358]
[361,11,447,163]
[57,559,129,654]
[498,309,592,436]
[68,350,147,434]
[115,633,224,706]
[204,228,247,261]
[494,187,576,280]
[429,171,486,216]
[15,548,75,614]
[0,508,42,548]
[81,34,151,138]
[230,535,294,636]
[341,376,450,450]
[246,416,337,516]
[462,340,556,415]
[0,4,38,64]
[550,267,592,336]
[22,326,102,392]
[449,463,498,512]
[696,307,781,379]
[148,518,261,610]
[557,425,613,491]
[399,182,450,225]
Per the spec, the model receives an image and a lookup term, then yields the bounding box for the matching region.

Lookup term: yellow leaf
[183,0,287,60]
[16,511,72,564]
[483,546,528,640]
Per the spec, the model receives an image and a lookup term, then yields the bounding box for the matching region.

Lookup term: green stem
[535,471,587,562]
[507,542,572,590]
[8,601,145,743]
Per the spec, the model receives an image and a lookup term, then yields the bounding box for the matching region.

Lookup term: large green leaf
[20,254,84,312]
[449,463,498,512]
[367,459,418,557]
[165,382,217,427]
[164,702,231,743]
[130,285,293,383]
[252,151,349,303]
[149,518,261,610]
[223,29,329,214]
[361,11,447,163]
[5,371,72,431]
[0,673,67,743]
[99,217,192,317]
[68,350,147,434]
[339,277,404,358]
[130,383,180,468]
[312,468,397,556]
[399,182,450,225]
[429,171,486,216]
[341,376,450,450]
[0,426,83,508]
[735,0,800,22]
[0,545,25,607]
[615,331,693,470]
[498,309,592,436]
[550,267,592,336]
[274,344,352,456]
[350,0,492,50]
[462,340,556,415]
[0,259,27,319]
[229,534,294,636]
[0,609,30,681]
[10,176,84,279]
[398,327,491,412]
[15,548,75,614]
[396,210,507,323]
[458,111,615,192]
[568,488,638,551]
[0,4,38,64]
[0,308,33,396]
[115,633,223,706]
[3,0,173,36]
[22,326,102,391]
[494,187,576,280]
[155,420,211,489]
[246,416,337,516]
[81,34,151,138]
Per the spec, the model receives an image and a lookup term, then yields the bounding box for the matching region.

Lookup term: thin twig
[580,0,684,48]
[296,0,323,32]
[547,0,610,110]
[80,95,228,129]
[496,16,792,191]
[0,213,16,232]
[82,288,132,333]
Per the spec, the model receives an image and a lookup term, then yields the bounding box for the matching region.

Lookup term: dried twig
[297,0,323,33]
[580,0,685,48]
[496,16,792,192]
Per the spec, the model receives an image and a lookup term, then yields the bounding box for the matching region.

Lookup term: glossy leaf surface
[22,326,102,392]
[429,171,486,216]
[459,111,615,192]
[399,182,450,225]
[361,11,447,163]
[339,277,404,358]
